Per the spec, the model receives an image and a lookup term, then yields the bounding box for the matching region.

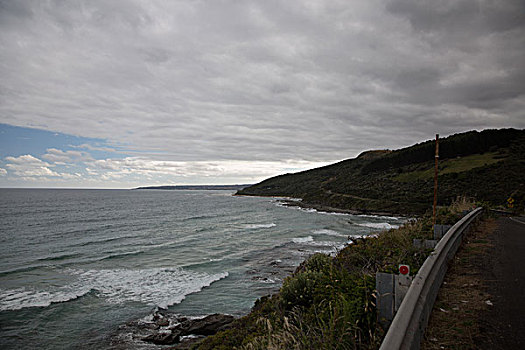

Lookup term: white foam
[278,204,317,213]
[318,211,351,217]
[312,249,337,255]
[358,214,401,221]
[291,250,311,257]
[312,229,346,237]
[291,206,350,216]
[347,234,367,239]
[292,236,314,243]
[0,287,92,311]
[69,268,229,309]
[357,222,400,230]
[257,278,277,284]
[0,267,228,311]
[272,196,302,202]
[307,240,340,247]
[291,249,336,257]
[244,223,276,229]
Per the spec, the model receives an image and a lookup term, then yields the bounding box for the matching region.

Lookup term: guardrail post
[376,272,395,330]
[395,275,413,312]
[413,239,437,249]
[433,224,452,240]
[379,207,483,350]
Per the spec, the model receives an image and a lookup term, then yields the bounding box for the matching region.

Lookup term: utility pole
[432,134,439,227]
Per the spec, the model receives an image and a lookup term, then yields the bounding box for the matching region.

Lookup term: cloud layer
[1,149,330,188]
[1,0,524,186]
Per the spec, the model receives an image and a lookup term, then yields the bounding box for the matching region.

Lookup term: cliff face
[238,129,525,215]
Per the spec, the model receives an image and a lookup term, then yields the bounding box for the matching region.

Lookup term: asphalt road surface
[478,216,525,349]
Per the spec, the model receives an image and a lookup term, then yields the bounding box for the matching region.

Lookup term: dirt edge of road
[422,215,525,349]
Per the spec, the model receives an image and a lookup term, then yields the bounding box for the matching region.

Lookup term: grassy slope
[238,129,525,215]
[191,129,524,350]
[393,152,503,182]
[195,205,471,350]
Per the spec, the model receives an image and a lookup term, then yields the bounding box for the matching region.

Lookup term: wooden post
[432,134,439,227]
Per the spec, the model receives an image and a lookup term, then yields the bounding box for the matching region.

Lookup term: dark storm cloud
[1,0,524,171]
[385,0,525,110]
[387,0,525,35]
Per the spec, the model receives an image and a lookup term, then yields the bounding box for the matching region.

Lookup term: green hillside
[237,129,525,215]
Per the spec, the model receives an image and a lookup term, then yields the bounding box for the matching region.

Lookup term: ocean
[0,189,401,349]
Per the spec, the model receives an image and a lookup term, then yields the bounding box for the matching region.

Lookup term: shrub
[281,270,325,309]
[303,252,332,273]
[198,199,481,349]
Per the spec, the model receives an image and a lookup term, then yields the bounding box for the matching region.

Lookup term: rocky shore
[112,310,235,349]
[279,198,405,217]
[109,200,402,349]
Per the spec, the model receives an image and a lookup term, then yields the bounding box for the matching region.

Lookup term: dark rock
[183,314,235,336]
[140,313,235,345]
[168,322,182,331]
[152,310,165,320]
[142,329,182,345]
[171,335,206,349]
[135,322,158,330]
[139,313,235,346]
[157,318,170,327]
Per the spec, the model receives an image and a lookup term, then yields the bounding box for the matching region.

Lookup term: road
[478,216,525,349]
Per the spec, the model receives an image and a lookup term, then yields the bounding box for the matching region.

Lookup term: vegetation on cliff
[194,200,475,349]
[190,129,523,349]
[237,129,525,215]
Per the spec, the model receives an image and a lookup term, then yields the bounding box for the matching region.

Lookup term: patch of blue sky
[0,123,127,160]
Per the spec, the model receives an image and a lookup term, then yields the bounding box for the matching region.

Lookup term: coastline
[114,199,407,349]
[0,189,407,349]
[235,193,410,218]
[278,198,409,218]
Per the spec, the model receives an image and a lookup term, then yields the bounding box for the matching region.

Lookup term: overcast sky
[1,0,524,188]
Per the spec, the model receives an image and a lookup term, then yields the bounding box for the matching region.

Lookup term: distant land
[237,128,525,215]
[135,184,251,191]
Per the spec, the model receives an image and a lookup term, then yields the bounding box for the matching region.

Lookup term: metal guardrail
[379,207,484,350]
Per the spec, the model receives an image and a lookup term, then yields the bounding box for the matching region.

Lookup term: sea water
[0,189,401,349]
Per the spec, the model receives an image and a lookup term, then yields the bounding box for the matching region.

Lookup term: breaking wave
[292,236,314,243]
[312,229,346,237]
[357,222,400,230]
[244,223,276,229]
[0,267,228,311]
